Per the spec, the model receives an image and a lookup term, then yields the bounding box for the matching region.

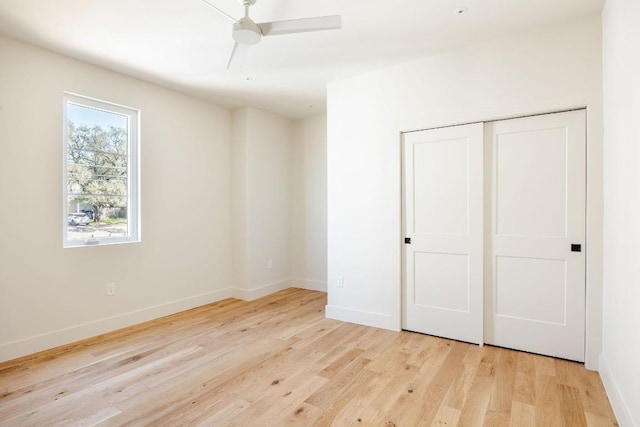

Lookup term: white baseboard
[600,354,637,427]
[325,304,396,331]
[291,279,327,292]
[0,288,233,363]
[232,279,291,301]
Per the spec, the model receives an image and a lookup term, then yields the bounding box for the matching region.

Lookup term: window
[63,93,140,247]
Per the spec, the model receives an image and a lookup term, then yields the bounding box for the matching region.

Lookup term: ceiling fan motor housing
[233,18,262,44]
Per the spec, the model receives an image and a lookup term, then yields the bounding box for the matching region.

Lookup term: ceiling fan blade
[199,0,238,23]
[258,15,342,37]
[226,42,250,71]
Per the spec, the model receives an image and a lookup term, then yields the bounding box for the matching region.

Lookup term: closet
[402,110,586,362]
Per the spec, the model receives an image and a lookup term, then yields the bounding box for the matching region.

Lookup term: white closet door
[485,110,586,361]
[402,123,484,344]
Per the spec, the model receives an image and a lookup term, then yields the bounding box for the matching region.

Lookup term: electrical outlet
[268,259,273,269]
[106,282,116,296]
[337,276,344,288]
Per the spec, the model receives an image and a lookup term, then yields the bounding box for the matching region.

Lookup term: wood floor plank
[483,409,510,427]
[431,405,462,427]
[401,341,470,426]
[364,337,451,419]
[513,352,536,406]
[324,365,392,424]
[302,365,377,426]
[533,355,556,377]
[488,348,518,416]
[560,384,588,426]
[575,369,618,420]
[0,288,617,426]
[443,344,484,411]
[535,374,562,427]
[585,411,620,427]
[457,352,497,427]
[510,401,536,427]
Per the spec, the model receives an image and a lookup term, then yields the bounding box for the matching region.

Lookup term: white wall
[291,115,328,291]
[601,0,640,425]
[326,17,604,368]
[231,107,293,300]
[0,34,330,363]
[0,36,233,362]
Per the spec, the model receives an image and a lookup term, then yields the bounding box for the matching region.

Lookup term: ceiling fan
[200,0,342,70]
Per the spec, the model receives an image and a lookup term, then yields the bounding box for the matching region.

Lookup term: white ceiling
[0,0,604,118]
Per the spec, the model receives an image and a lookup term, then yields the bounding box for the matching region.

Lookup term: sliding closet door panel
[402,123,483,344]
[485,110,586,362]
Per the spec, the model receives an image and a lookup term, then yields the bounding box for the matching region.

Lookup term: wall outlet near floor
[337,276,344,288]
[268,259,273,269]
[106,282,116,296]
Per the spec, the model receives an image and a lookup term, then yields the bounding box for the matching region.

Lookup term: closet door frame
[401,108,588,361]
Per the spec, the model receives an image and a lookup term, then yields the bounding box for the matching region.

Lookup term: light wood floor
[0,288,617,426]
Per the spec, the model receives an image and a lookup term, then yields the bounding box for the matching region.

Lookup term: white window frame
[62,93,140,248]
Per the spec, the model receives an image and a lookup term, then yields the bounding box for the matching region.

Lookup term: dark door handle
[404,238,411,244]
[571,244,582,252]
